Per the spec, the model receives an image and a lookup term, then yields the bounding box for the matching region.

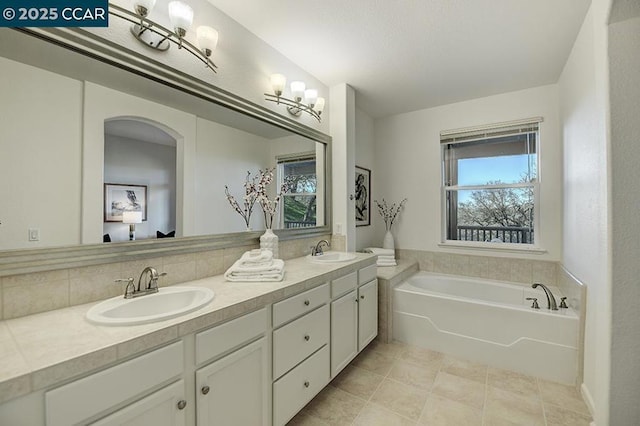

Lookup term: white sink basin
[307,251,357,263]
[86,286,215,326]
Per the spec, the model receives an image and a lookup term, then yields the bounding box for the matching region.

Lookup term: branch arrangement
[225,168,287,230]
[374,198,407,231]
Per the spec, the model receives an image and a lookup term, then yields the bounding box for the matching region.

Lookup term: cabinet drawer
[46,341,184,426]
[273,283,329,327]
[331,271,357,298]
[273,345,330,426]
[196,308,267,365]
[273,304,329,379]
[359,264,377,286]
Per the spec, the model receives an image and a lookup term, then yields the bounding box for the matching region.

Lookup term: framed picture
[104,183,147,222]
[355,166,371,226]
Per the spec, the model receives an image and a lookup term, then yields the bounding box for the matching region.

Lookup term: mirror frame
[0,28,332,277]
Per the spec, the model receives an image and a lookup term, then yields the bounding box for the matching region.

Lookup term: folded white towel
[224,259,285,282]
[376,254,396,261]
[237,249,273,267]
[364,247,395,256]
[377,259,397,266]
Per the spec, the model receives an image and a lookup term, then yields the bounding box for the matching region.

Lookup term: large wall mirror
[0,28,331,275]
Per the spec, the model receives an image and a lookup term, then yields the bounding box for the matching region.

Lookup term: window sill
[437,241,547,254]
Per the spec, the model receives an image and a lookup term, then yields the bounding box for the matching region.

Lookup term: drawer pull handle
[304,381,310,388]
[201,385,210,395]
[177,400,187,410]
[304,334,310,341]
[304,299,310,306]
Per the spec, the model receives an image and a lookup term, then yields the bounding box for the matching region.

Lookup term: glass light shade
[168,1,194,34]
[271,74,286,96]
[122,211,143,224]
[133,0,156,16]
[290,81,306,101]
[304,89,318,107]
[197,26,218,54]
[314,97,325,114]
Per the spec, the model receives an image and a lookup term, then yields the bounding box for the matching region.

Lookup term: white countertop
[0,253,376,404]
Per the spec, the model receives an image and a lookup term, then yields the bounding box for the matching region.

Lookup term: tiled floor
[288,340,592,426]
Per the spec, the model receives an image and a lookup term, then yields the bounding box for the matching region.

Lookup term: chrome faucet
[115,267,167,299]
[532,283,558,310]
[311,239,330,256]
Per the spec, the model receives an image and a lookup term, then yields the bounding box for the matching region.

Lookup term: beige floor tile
[441,356,488,384]
[431,372,486,410]
[287,411,329,426]
[418,394,482,426]
[484,386,545,425]
[387,359,439,390]
[482,413,527,426]
[538,380,590,415]
[370,378,429,421]
[351,347,395,376]
[368,339,407,358]
[398,345,444,368]
[353,403,417,426]
[330,365,385,400]
[487,367,539,398]
[544,403,592,426]
[302,385,366,426]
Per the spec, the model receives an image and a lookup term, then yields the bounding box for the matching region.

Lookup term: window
[441,118,541,245]
[277,154,317,229]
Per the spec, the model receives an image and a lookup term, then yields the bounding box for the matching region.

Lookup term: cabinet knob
[360,295,365,299]
[201,385,210,395]
[304,299,310,306]
[304,334,310,341]
[177,400,187,410]
[304,381,310,388]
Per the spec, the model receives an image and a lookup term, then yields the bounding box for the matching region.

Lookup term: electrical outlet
[28,228,40,241]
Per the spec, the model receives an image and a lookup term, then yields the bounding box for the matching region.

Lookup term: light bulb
[314,97,325,115]
[271,74,286,97]
[168,1,193,37]
[290,81,305,102]
[133,0,156,17]
[197,26,218,56]
[304,89,318,107]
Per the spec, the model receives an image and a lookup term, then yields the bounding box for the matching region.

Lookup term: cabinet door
[358,279,378,351]
[90,380,186,426]
[330,290,358,377]
[196,337,269,426]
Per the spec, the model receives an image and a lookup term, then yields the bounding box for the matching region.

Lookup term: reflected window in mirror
[278,154,317,229]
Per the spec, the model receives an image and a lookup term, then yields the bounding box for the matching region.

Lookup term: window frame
[440,118,543,251]
[277,153,318,229]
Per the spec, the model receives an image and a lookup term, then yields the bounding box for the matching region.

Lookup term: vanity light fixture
[264,74,325,122]
[108,1,219,73]
[122,211,143,241]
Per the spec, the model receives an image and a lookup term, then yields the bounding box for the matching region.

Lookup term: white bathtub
[393,272,579,384]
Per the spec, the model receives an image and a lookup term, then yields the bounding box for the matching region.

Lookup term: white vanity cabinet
[45,341,185,426]
[272,283,330,426]
[194,308,269,426]
[330,264,378,378]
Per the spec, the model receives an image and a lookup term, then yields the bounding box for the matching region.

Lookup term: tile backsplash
[396,249,558,286]
[0,234,331,320]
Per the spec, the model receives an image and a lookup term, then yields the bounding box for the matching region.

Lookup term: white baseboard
[581,382,597,423]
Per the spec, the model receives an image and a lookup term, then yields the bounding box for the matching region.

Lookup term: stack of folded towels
[363,247,397,267]
[224,249,285,282]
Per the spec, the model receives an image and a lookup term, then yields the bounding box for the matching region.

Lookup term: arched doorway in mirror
[103,118,177,242]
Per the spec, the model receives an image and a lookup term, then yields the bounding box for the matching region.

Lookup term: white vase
[383,230,395,250]
[260,229,279,259]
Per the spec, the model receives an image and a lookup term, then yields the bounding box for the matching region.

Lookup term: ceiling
[208,0,591,119]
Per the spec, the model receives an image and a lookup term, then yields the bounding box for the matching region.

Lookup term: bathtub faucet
[532,283,558,310]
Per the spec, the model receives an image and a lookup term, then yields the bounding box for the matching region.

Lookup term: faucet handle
[559,297,568,309]
[526,297,540,309]
[115,278,135,298]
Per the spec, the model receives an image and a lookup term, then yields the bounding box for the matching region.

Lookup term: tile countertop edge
[0,253,376,404]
